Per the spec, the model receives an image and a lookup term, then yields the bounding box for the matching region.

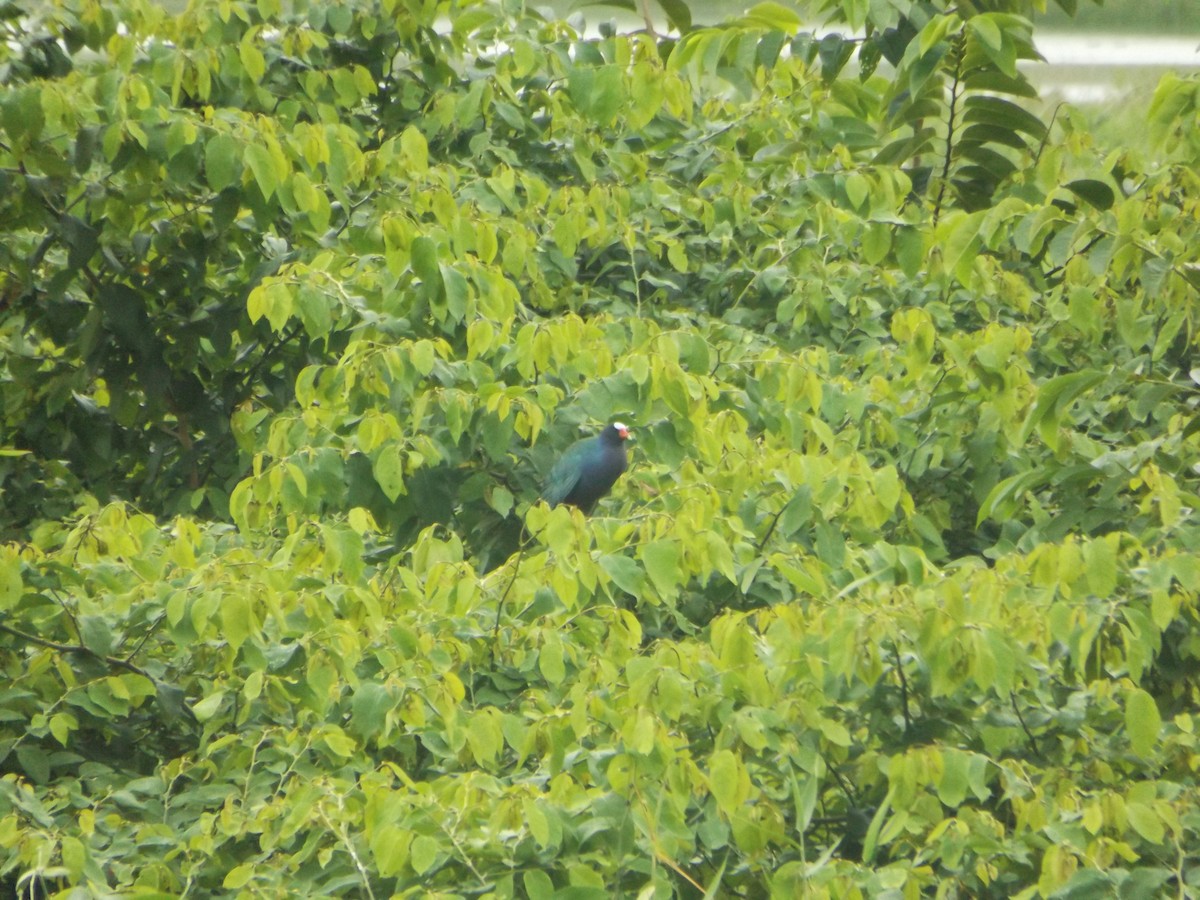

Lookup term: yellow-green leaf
[709,749,745,815]
[223,863,255,889]
[374,445,406,502]
[0,548,22,610]
[410,834,441,875]
[641,540,681,598]
[1126,688,1161,756]
[1126,801,1165,844]
[538,633,566,685]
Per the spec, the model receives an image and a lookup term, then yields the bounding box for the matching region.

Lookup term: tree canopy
[2,0,1200,896]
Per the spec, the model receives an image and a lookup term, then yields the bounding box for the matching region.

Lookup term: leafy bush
[2,0,1199,896]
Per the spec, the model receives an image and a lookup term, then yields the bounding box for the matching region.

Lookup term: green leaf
[245,143,279,200]
[370,825,411,878]
[708,749,742,814]
[60,215,98,271]
[223,863,255,889]
[239,36,266,82]
[374,445,406,502]
[860,790,892,865]
[15,745,49,783]
[524,870,554,900]
[936,750,969,808]
[970,16,1003,54]
[601,553,644,595]
[295,284,333,337]
[205,133,240,192]
[659,0,692,33]
[894,226,924,276]
[568,65,625,126]
[1065,179,1115,211]
[538,633,566,685]
[60,836,85,883]
[410,835,441,875]
[220,592,252,651]
[48,713,75,746]
[400,125,428,173]
[969,16,1017,77]
[1125,802,1165,844]
[963,95,1047,139]
[2,85,45,141]
[818,33,854,82]
[411,340,436,376]
[1082,536,1119,597]
[442,265,469,321]
[191,691,226,723]
[488,486,513,517]
[641,540,681,598]
[321,727,357,757]
[0,550,22,610]
[411,236,441,290]
[79,615,114,656]
[942,211,984,285]
[350,683,392,739]
[844,173,869,210]
[977,467,1047,525]
[862,221,891,264]
[744,2,801,32]
[466,710,501,765]
[1126,689,1161,757]
[1018,370,1106,450]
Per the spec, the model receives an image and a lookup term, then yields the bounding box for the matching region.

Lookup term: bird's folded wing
[542,450,584,505]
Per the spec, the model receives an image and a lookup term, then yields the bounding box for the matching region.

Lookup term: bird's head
[598,422,632,445]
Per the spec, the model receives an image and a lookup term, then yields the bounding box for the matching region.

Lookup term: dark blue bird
[542,422,631,513]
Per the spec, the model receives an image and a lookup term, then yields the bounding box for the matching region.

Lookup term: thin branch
[48,587,82,644]
[1033,102,1063,166]
[318,804,378,900]
[729,240,806,310]
[892,641,911,732]
[490,527,531,662]
[438,812,489,891]
[0,621,153,680]
[122,612,167,665]
[899,366,951,480]
[755,505,786,553]
[234,321,306,408]
[1042,232,1104,281]
[819,747,858,807]
[1010,691,1040,758]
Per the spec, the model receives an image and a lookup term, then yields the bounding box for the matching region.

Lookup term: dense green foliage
[2,0,1200,896]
